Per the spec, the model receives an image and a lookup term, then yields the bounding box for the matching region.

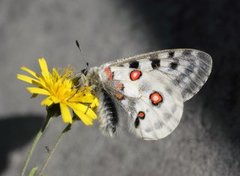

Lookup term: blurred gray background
[1,0,240,175]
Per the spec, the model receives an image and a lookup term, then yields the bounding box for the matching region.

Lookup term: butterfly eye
[81,68,88,75]
[81,62,89,75]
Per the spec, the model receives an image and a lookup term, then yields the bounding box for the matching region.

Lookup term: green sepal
[46,104,61,118]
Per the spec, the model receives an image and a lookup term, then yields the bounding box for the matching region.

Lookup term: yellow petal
[38,58,49,74]
[90,98,99,109]
[71,93,95,103]
[79,86,92,93]
[60,103,72,124]
[38,77,47,88]
[52,68,60,79]
[21,66,38,78]
[69,103,93,125]
[74,110,93,125]
[85,108,97,119]
[50,96,60,104]
[73,103,97,119]
[41,97,53,106]
[27,87,50,95]
[17,74,39,84]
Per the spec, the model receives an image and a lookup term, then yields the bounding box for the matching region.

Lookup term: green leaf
[28,167,38,176]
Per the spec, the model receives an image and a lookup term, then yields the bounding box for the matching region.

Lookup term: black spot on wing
[168,51,175,57]
[150,58,160,69]
[170,62,178,69]
[129,60,139,69]
[134,117,140,128]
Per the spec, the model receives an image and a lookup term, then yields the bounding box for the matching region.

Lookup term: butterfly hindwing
[98,67,183,140]
[119,70,183,140]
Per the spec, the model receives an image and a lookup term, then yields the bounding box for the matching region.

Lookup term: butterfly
[81,48,212,140]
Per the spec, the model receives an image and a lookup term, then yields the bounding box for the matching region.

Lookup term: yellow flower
[17,58,99,125]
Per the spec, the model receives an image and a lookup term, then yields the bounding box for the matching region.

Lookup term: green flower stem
[21,114,52,176]
[38,123,72,175]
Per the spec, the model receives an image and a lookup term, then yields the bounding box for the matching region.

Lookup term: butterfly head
[81,62,89,76]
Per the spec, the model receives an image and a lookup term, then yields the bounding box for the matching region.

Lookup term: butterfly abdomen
[97,89,119,137]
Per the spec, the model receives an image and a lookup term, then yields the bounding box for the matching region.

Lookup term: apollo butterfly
[81,49,212,140]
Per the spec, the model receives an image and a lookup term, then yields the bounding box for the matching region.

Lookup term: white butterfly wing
[97,49,212,140]
[101,49,212,101]
[117,68,183,140]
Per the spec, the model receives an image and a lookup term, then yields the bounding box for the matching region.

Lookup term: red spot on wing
[149,91,163,105]
[137,111,145,119]
[104,67,113,80]
[130,70,142,81]
[115,92,124,100]
[115,82,124,90]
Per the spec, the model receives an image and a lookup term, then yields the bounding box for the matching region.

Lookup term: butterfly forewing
[103,49,212,101]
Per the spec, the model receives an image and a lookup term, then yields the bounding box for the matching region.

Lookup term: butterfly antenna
[75,40,82,52]
[75,40,89,75]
